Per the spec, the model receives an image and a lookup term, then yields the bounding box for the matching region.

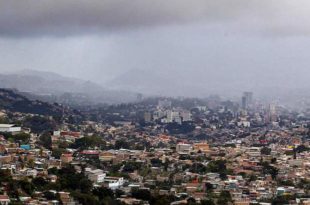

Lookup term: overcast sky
[1,0,310,96]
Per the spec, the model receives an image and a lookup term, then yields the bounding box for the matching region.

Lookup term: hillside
[0,69,103,94]
[0,69,138,105]
[0,88,69,116]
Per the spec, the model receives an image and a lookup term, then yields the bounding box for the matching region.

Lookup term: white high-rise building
[166,110,181,124]
[180,111,192,122]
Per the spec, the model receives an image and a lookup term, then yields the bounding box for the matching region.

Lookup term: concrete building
[144,112,152,122]
[176,143,192,153]
[85,168,106,183]
[0,124,21,133]
[166,111,182,124]
[180,111,192,122]
[104,177,124,190]
[193,143,210,153]
[0,195,10,205]
[61,154,73,164]
[241,92,253,109]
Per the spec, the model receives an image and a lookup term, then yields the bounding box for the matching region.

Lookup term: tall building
[242,92,253,109]
[166,110,182,124]
[180,110,192,122]
[263,103,277,123]
[242,96,248,110]
[136,93,143,101]
[269,103,277,122]
[144,112,152,122]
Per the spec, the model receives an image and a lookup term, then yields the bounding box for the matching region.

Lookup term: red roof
[81,150,99,155]
[60,131,81,137]
[0,195,9,200]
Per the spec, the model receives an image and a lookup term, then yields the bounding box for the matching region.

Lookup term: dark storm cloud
[1,0,310,99]
[0,0,271,37]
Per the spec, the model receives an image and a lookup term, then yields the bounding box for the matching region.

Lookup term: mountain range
[0,88,68,116]
[0,69,139,105]
[1,69,306,108]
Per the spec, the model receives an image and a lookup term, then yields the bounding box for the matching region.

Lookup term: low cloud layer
[1,1,310,99]
[1,0,310,37]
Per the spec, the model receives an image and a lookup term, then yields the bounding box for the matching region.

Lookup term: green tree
[201,199,215,205]
[205,182,214,193]
[262,162,278,180]
[261,147,271,155]
[217,190,233,205]
[23,116,57,134]
[79,178,93,193]
[71,191,99,205]
[114,139,130,149]
[71,135,106,149]
[92,187,114,201]
[7,132,31,144]
[52,148,66,159]
[32,177,48,191]
[131,188,151,201]
[39,132,52,149]
[19,179,35,196]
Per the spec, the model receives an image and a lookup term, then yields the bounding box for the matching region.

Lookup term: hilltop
[0,88,71,116]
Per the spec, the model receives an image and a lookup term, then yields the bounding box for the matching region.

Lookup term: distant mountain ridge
[0,69,139,105]
[0,88,69,116]
[1,69,103,94]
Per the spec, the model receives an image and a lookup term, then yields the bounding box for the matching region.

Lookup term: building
[268,103,277,122]
[136,93,143,101]
[20,144,31,150]
[99,151,115,162]
[166,111,182,124]
[34,161,44,171]
[144,112,152,122]
[26,169,38,177]
[103,177,124,190]
[61,154,73,164]
[176,143,192,153]
[153,110,165,120]
[0,195,10,205]
[180,111,192,122]
[58,192,77,205]
[241,92,253,109]
[0,124,21,133]
[246,147,261,157]
[85,168,106,183]
[193,143,210,153]
[237,120,251,127]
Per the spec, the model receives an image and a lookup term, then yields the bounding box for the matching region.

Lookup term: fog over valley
[1,2,310,204]
[1,0,310,103]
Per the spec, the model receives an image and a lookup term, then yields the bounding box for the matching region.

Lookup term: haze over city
[1,0,310,99]
[1,1,310,205]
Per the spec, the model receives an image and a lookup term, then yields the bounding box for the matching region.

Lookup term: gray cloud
[0,0,295,37]
[1,0,310,101]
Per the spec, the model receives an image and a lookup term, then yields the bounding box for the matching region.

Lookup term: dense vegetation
[0,132,31,144]
[0,89,64,116]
